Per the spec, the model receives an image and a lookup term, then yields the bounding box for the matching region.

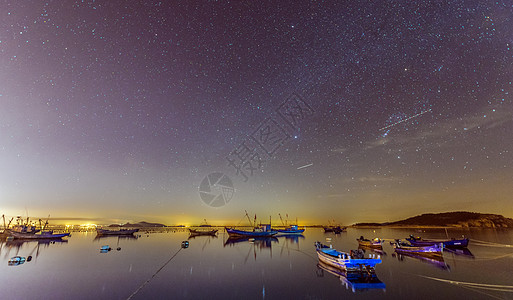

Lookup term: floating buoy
[8,256,26,266]
[100,245,112,253]
[181,241,189,249]
[27,256,32,262]
[117,247,121,251]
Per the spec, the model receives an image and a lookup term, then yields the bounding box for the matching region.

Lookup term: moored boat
[275,224,305,235]
[96,228,139,236]
[225,224,278,237]
[356,236,383,248]
[10,231,70,239]
[406,235,469,248]
[393,240,444,259]
[188,228,218,236]
[314,242,382,273]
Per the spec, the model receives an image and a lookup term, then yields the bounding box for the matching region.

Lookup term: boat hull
[96,229,139,236]
[356,239,383,248]
[10,231,70,239]
[406,237,469,248]
[225,227,277,237]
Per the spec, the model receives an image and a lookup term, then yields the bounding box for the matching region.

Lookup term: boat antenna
[244,210,252,226]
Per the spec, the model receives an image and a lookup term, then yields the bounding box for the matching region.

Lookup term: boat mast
[2,215,5,230]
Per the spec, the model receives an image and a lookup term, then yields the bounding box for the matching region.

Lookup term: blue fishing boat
[406,235,469,248]
[276,224,305,235]
[314,242,382,273]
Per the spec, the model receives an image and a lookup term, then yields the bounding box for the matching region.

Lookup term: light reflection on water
[1,228,512,299]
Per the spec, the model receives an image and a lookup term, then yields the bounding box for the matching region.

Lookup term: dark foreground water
[1,228,512,300]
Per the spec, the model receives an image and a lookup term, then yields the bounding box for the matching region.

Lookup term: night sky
[1,1,512,225]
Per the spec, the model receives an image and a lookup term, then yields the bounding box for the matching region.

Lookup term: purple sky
[1,1,512,225]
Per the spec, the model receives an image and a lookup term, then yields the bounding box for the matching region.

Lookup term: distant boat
[314,242,382,273]
[356,236,383,249]
[406,235,469,248]
[225,224,278,237]
[96,228,139,236]
[188,228,218,236]
[393,240,443,259]
[323,226,346,234]
[275,224,305,235]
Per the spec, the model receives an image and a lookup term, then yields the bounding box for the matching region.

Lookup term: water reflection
[444,247,474,258]
[224,236,278,248]
[316,261,386,292]
[358,244,387,256]
[1,238,68,266]
[276,234,305,244]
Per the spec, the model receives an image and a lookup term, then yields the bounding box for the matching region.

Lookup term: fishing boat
[356,236,383,249]
[275,224,305,235]
[96,228,139,236]
[225,224,278,237]
[225,211,278,237]
[406,235,469,248]
[314,242,382,273]
[393,240,444,259]
[323,225,346,234]
[10,231,70,239]
[275,214,305,234]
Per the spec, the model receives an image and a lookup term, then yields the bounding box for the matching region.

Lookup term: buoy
[27,256,32,262]
[117,247,121,251]
[181,241,189,249]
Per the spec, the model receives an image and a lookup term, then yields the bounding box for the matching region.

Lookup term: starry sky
[1,1,512,226]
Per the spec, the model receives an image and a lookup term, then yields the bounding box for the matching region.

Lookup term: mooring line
[419,275,513,292]
[127,246,185,300]
[470,239,513,248]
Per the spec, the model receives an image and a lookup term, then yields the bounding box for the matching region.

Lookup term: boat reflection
[393,252,450,270]
[316,261,386,292]
[276,234,304,244]
[1,238,68,265]
[224,236,278,248]
[444,247,474,258]
[358,245,386,256]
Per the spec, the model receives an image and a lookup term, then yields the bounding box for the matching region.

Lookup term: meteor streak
[297,163,313,170]
[379,109,432,131]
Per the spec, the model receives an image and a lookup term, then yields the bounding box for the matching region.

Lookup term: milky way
[1,1,512,225]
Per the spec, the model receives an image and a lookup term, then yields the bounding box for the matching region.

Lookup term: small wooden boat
[393,240,443,259]
[8,256,26,266]
[96,228,139,236]
[395,251,450,270]
[406,235,469,248]
[188,228,218,236]
[314,242,382,273]
[225,224,278,237]
[356,236,383,248]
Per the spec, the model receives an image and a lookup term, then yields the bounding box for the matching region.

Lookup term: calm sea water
[1,228,512,300]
